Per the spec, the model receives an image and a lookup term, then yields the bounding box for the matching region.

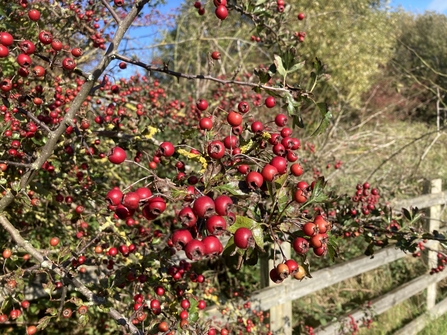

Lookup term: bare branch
[0,161,32,168]
[112,53,296,94]
[101,0,122,24]
[17,107,52,134]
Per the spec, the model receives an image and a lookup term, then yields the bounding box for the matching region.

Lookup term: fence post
[424,178,442,310]
[260,243,292,335]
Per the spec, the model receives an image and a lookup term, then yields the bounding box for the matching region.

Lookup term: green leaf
[288,61,305,73]
[78,314,89,327]
[223,236,236,255]
[46,308,58,316]
[302,258,312,278]
[313,57,324,75]
[252,227,265,249]
[267,63,277,77]
[254,68,271,84]
[282,48,295,70]
[189,311,199,322]
[292,115,304,128]
[312,102,332,136]
[254,0,267,6]
[181,128,199,140]
[274,173,288,188]
[245,248,258,265]
[327,237,339,262]
[214,182,250,196]
[227,216,258,233]
[274,55,286,77]
[402,208,412,221]
[37,316,53,330]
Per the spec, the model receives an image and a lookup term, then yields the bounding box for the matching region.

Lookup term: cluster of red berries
[350,182,380,216]
[0,27,81,94]
[106,185,167,222]
[170,194,233,260]
[304,325,315,335]
[277,0,286,12]
[193,1,206,16]
[296,214,331,256]
[193,0,229,20]
[430,251,447,275]
[250,35,262,43]
[294,31,306,43]
[270,258,306,284]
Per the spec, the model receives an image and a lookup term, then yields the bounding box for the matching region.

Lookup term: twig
[111,53,298,94]
[0,161,32,168]
[101,0,122,24]
[17,107,52,134]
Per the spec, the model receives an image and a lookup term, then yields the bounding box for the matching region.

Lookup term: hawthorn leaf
[37,316,52,330]
[252,226,265,249]
[288,61,305,73]
[228,216,258,233]
[274,54,286,77]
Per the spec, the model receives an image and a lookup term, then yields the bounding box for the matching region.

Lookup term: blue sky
[390,0,447,13]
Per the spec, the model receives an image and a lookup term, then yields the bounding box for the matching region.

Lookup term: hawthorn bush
[0,1,442,335]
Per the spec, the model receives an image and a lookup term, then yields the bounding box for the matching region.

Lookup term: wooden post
[424,179,442,310]
[260,243,292,335]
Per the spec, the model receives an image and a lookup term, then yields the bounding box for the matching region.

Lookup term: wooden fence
[206,179,447,335]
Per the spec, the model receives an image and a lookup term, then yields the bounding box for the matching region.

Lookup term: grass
[306,120,447,200]
[358,293,426,335]
[419,312,447,335]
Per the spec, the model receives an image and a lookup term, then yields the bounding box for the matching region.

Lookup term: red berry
[246,171,263,189]
[198,300,206,309]
[28,9,41,21]
[158,142,175,157]
[293,237,309,254]
[207,140,225,159]
[184,239,205,261]
[19,40,35,55]
[50,237,60,247]
[17,54,32,67]
[275,113,288,127]
[38,31,53,45]
[290,163,303,176]
[215,5,228,20]
[237,101,250,113]
[227,111,243,127]
[0,32,14,46]
[196,99,208,111]
[108,146,127,164]
[265,96,276,108]
[297,12,305,20]
[193,196,215,218]
[71,47,83,57]
[234,227,253,249]
[0,45,8,58]
[62,57,76,70]
[199,117,213,130]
